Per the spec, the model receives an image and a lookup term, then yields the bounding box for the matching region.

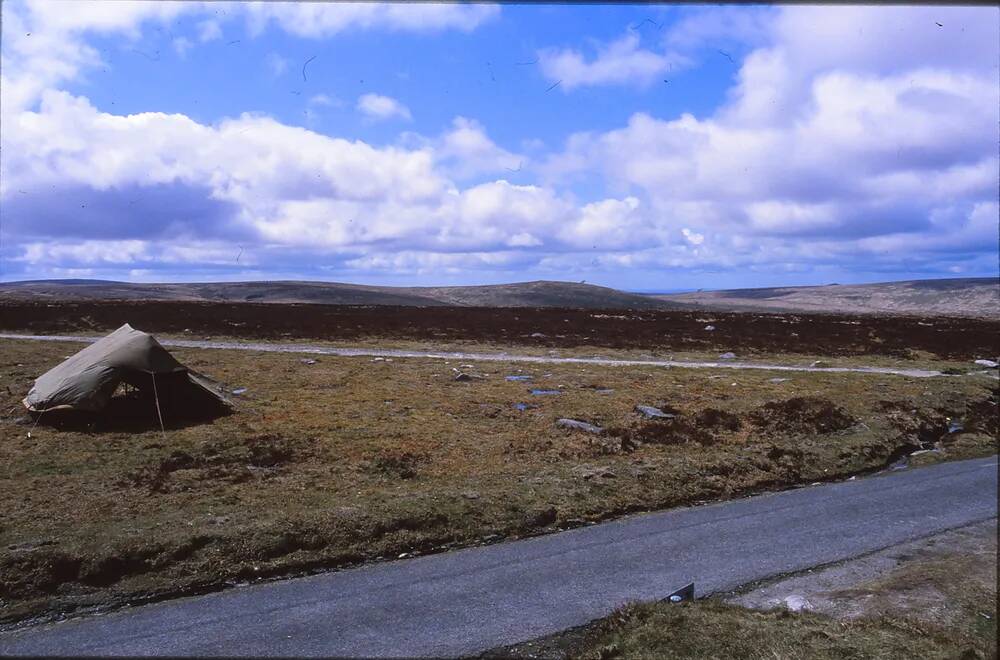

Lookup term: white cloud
[1,0,192,114]
[265,52,289,77]
[544,8,998,245]
[196,18,222,42]
[538,33,689,90]
[1,0,498,115]
[533,5,999,277]
[2,3,996,283]
[432,117,525,179]
[309,94,339,108]
[682,228,704,245]
[664,6,775,52]
[242,3,499,38]
[172,36,193,57]
[356,93,412,122]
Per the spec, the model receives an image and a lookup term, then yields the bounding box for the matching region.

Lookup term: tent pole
[150,372,166,440]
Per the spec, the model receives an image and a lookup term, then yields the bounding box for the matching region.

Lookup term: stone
[556,418,603,434]
[704,325,716,331]
[634,405,674,419]
[719,352,736,360]
[7,539,56,553]
[769,378,790,383]
[783,595,812,612]
[973,359,999,368]
[300,359,317,365]
[572,465,616,480]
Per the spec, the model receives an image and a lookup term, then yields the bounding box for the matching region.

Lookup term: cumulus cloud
[243,2,499,38]
[1,0,192,113]
[430,117,525,179]
[356,93,412,122]
[541,5,999,275]
[538,33,689,90]
[2,3,996,284]
[4,89,611,264]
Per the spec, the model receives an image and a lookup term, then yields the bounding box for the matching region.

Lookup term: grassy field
[1,338,996,625]
[568,597,993,660]
[565,531,997,660]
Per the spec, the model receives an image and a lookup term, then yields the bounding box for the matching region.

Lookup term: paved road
[2,456,996,658]
[0,333,951,377]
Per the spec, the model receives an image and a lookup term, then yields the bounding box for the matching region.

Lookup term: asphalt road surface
[0,333,952,377]
[1,456,996,657]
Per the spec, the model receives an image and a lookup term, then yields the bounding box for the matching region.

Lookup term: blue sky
[2,2,998,290]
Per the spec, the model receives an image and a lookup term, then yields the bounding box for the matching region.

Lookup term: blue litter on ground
[530,389,561,395]
[506,375,532,381]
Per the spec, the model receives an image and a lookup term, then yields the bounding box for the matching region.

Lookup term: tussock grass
[575,600,987,660]
[1,339,995,625]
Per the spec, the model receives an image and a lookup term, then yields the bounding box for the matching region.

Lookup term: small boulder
[704,325,716,331]
[556,418,603,434]
[6,539,56,553]
[300,358,317,365]
[719,352,737,360]
[783,595,812,612]
[973,359,999,368]
[769,378,790,383]
[572,465,616,480]
[634,405,674,419]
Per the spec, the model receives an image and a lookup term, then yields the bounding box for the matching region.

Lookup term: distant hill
[0,279,671,310]
[2,277,995,316]
[651,278,999,318]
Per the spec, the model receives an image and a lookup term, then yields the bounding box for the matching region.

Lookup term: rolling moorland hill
[0,277,995,316]
[651,278,998,318]
[0,279,670,310]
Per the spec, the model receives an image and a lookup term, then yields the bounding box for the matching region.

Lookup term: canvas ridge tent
[23,323,232,415]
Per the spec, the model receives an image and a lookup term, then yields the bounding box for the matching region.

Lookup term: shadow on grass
[28,376,232,433]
